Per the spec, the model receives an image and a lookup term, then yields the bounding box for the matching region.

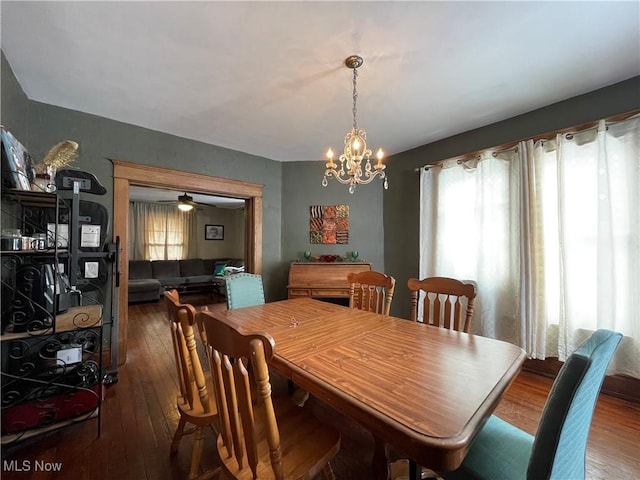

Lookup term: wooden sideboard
[287,261,372,299]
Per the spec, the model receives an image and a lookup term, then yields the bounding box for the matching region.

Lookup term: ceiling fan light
[178,193,196,211]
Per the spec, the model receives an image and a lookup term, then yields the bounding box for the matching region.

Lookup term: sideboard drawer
[287,261,372,299]
[311,288,350,298]
[289,289,311,298]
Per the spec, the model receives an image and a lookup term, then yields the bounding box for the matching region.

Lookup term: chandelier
[322,55,388,194]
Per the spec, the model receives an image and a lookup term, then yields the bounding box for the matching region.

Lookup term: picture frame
[205,224,224,240]
[1,126,33,191]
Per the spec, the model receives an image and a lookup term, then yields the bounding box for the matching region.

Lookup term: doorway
[112,159,263,365]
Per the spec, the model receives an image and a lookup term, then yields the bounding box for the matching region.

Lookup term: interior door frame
[112,159,263,365]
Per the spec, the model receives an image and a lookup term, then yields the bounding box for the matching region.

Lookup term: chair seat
[442,415,533,480]
[176,394,218,426]
[439,330,622,480]
[217,396,341,480]
[174,352,218,427]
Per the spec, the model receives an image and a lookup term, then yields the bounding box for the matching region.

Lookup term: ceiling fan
[177,193,198,211]
[129,185,245,209]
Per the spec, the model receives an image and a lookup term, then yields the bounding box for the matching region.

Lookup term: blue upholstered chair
[225,273,265,310]
[439,329,622,480]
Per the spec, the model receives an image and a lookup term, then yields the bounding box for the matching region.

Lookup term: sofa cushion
[128,278,162,293]
[179,258,206,277]
[151,260,180,279]
[129,260,153,280]
[128,276,162,304]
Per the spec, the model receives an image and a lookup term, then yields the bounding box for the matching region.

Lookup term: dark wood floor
[2,296,639,479]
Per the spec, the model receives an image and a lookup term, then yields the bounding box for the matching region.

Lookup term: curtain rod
[416,143,520,171]
[414,109,639,172]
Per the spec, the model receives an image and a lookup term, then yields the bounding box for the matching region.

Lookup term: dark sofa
[128,258,244,303]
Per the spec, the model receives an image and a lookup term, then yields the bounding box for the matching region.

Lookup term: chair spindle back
[165,289,212,414]
[348,271,396,316]
[407,277,477,333]
[199,311,281,478]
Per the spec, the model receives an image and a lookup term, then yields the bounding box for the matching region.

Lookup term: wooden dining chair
[225,273,265,310]
[399,277,477,479]
[407,277,477,333]
[164,289,219,480]
[197,309,341,480]
[348,270,396,316]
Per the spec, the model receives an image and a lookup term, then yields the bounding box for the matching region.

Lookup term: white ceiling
[1,1,639,164]
[129,185,245,208]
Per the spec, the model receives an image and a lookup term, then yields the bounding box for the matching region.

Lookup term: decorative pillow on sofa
[213,263,227,276]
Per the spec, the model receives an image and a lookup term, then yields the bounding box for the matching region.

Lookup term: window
[146,209,186,260]
[419,116,639,378]
[129,202,194,261]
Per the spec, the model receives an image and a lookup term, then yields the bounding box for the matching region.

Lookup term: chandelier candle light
[322,55,388,194]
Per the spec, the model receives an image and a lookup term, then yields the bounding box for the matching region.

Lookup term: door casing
[112,159,263,365]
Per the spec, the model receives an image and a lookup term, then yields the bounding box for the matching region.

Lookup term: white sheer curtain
[420,149,523,346]
[419,115,639,378]
[526,118,639,377]
[129,202,195,260]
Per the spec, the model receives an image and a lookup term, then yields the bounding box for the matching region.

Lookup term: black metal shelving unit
[1,171,119,445]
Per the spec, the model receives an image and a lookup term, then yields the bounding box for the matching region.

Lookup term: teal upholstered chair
[439,329,622,480]
[225,273,265,310]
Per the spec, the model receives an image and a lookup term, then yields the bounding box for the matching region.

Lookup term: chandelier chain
[352,67,358,130]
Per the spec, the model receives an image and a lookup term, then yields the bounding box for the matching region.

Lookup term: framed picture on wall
[205,224,224,240]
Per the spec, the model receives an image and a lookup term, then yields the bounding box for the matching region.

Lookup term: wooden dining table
[200,298,526,479]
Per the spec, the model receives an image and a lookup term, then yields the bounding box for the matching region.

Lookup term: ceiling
[129,185,245,209]
[1,1,639,164]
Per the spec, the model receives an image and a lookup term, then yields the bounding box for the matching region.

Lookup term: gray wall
[281,162,386,273]
[1,51,284,300]
[383,76,640,319]
[1,51,30,144]
[195,205,245,259]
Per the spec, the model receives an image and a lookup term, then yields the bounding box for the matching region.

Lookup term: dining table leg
[409,460,421,480]
[373,436,391,480]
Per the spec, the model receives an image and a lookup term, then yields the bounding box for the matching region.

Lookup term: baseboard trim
[523,358,639,403]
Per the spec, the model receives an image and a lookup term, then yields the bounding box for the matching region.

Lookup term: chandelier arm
[325,167,386,185]
[324,168,358,185]
[349,171,384,185]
